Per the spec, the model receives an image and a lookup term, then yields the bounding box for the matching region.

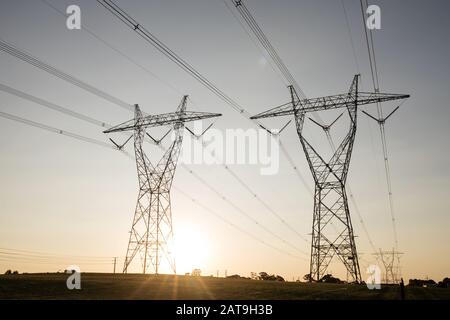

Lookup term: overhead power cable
[0,247,118,260]
[0,82,110,128]
[340,0,361,75]
[0,109,114,150]
[39,0,184,97]
[175,188,307,260]
[224,0,329,129]
[225,0,307,99]
[220,0,288,86]
[0,83,307,256]
[224,0,380,251]
[0,113,305,261]
[360,0,399,251]
[95,0,309,242]
[335,0,380,256]
[0,38,133,111]
[96,0,247,116]
[38,0,309,248]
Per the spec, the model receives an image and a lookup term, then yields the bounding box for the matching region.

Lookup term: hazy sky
[0,0,449,282]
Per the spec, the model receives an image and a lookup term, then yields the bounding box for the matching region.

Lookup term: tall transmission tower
[373,249,403,284]
[104,96,221,274]
[251,75,409,283]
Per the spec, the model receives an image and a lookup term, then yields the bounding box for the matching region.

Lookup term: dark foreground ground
[0,273,449,300]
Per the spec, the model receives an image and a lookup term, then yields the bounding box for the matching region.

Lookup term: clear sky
[0,0,449,282]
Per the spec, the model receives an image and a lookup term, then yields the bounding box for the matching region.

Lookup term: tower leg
[309,184,361,282]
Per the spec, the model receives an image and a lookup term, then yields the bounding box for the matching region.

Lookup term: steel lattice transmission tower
[104,96,221,274]
[251,75,409,283]
[373,249,403,284]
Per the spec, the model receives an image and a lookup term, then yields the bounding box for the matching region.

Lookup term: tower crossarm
[104,111,221,133]
[250,92,409,120]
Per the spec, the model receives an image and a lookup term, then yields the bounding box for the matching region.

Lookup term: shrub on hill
[320,274,343,284]
[437,278,450,288]
[408,279,437,287]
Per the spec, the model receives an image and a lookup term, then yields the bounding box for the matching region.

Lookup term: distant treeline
[409,278,450,288]
[226,272,285,282]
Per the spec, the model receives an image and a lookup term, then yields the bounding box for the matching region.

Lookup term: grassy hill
[1,273,449,300]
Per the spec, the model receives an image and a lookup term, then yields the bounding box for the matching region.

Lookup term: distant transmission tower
[104,96,221,274]
[373,249,403,284]
[251,75,409,283]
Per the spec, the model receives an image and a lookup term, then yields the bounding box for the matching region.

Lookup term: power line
[174,187,307,261]
[232,0,380,257]
[0,81,308,256]
[359,0,399,251]
[279,140,313,197]
[0,248,120,267]
[0,78,307,254]
[222,0,350,196]
[185,167,309,253]
[226,0,307,99]
[39,0,307,247]
[0,254,112,263]
[0,247,111,259]
[40,0,309,244]
[0,82,110,128]
[0,258,114,266]
[0,38,133,111]
[0,36,306,246]
[223,0,318,191]
[39,0,184,97]
[220,0,288,86]
[224,0,380,254]
[0,112,305,261]
[0,74,306,254]
[224,162,309,243]
[0,109,115,150]
[95,0,308,242]
[340,0,361,75]
[224,0,328,130]
[97,0,246,115]
[0,247,118,260]
[337,0,381,256]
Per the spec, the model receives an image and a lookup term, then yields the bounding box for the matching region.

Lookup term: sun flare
[173,224,209,275]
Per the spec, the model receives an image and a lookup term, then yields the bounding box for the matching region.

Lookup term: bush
[408,279,436,287]
[258,272,285,282]
[303,274,313,282]
[276,275,285,282]
[4,270,19,275]
[437,278,450,288]
[320,274,343,284]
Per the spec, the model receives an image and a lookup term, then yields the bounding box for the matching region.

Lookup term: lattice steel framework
[373,249,403,284]
[251,75,409,282]
[104,96,221,274]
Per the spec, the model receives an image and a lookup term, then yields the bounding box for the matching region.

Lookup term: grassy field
[0,273,449,300]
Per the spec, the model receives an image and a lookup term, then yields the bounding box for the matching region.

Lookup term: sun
[173,224,209,275]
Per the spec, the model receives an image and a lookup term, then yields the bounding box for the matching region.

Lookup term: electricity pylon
[373,249,403,284]
[251,75,409,283]
[104,96,221,274]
